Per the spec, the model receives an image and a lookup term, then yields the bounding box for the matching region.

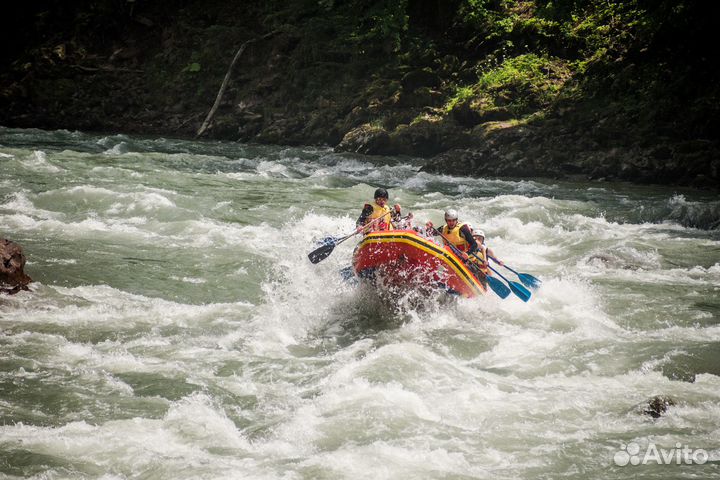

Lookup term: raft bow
[352,230,486,298]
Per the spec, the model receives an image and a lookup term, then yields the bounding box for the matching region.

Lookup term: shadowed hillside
[1,0,718,187]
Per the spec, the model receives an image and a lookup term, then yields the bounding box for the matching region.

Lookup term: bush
[476,53,570,112]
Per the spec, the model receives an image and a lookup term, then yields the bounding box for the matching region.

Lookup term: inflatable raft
[352,230,487,298]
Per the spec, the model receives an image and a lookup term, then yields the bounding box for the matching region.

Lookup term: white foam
[20,150,63,172]
[3,132,720,479]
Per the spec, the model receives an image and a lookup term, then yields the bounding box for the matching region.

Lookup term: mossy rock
[335,123,391,155]
[451,98,513,127]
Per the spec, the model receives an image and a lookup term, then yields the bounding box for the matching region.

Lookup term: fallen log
[196,30,280,138]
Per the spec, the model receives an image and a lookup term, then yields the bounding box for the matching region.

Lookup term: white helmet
[473,229,485,238]
[444,209,458,220]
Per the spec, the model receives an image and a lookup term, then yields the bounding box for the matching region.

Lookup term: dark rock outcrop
[642,395,676,419]
[336,123,393,155]
[0,239,32,294]
[422,111,720,189]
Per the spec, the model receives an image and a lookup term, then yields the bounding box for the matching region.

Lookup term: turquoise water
[1,127,719,479]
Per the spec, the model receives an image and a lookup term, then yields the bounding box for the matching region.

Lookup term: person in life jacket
[466,228,501,275]
[426,209,478,261]
[355,188,403,233]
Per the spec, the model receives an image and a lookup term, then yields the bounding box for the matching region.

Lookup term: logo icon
[614,442,708,466]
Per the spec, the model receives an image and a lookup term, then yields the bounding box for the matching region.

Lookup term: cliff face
[1,1,718,187]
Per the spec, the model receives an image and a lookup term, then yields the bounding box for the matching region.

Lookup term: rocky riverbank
[1,1,718,188]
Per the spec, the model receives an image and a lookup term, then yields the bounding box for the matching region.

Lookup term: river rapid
[1,127,719,479]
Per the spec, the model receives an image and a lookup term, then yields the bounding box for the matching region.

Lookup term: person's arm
[391,204,402,224]
[487,247,503,265]
[426,223,442,234]
[356,204,374,229]
[461,225,478,254]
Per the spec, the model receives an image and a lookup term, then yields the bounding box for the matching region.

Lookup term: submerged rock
[642,395,676,419]
[0,238,32,295]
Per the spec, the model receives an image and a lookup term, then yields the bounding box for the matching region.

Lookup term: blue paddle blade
[486,275,511,299]
[317,236,339,247]
[518,273,542,290]
[509,281,532,302]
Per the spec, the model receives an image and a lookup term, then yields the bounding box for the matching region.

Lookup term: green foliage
[458,0,501,26]
[348,0,409,53]
[445,86,475,113]
[457,0,511,38]
[184,62,201,73]
[476,53,570,112]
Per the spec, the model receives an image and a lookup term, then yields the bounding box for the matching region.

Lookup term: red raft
[352,230,486,298]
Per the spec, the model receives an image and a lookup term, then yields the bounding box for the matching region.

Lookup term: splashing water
[1,127,719,479]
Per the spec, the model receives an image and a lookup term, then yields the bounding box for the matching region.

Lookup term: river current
[1,127,719,479]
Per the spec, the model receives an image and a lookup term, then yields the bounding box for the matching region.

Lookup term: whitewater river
[1,127,719,479]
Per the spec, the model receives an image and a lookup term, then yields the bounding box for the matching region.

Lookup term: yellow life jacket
[441,222,469,251]
[470,244,490,274]
[366,201,393,231]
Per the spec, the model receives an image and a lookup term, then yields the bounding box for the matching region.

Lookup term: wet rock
[389,118,470,156]
[643,395,676,418]
[0,239,32,295]
[335,123,392,155]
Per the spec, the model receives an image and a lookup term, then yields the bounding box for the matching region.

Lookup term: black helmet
[374,188,389,199]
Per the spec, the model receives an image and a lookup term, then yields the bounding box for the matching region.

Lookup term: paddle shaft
[488,263,531,302]
[308,211,408,264]
[423,227,518,299]
[342,210,413,243]
[487,264,512,284]
[431,228,471,260]
[488,254,541,289]
[488,254,516,274]
[336,210,393,246]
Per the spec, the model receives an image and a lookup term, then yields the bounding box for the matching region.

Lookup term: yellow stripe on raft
[356,232,485,296]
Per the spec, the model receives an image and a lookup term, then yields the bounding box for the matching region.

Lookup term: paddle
[466,252,510,299]
[488,255,542,289]
[430,228,510,299]
[308,231,356,264]
[487,264,531,302]
[307,211,394,264]
[483,269,512,299]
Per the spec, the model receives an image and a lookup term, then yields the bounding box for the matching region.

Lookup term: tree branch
[196,30,280,138]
